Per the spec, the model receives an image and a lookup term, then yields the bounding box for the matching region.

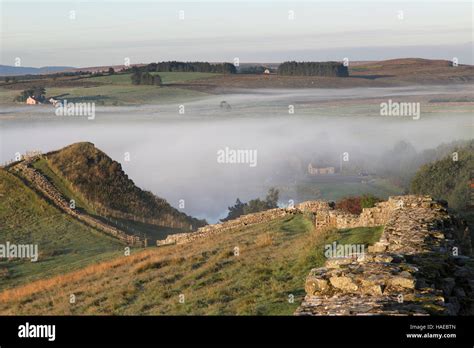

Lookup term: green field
[45,84,208,106]
[0,72,218,106]
[87,71,219,85]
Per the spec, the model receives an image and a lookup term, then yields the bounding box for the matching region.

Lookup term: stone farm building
[26,96,41,105]
[308,163,335,175]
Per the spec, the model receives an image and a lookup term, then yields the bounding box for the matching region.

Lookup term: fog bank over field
[1,86,472,222]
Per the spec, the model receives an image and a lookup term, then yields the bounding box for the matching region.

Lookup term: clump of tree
[221,188,280,222]
[335,194,381,215]
[131,67,162,86]
[14,86,46,102]
[141,61,236,74]
[410,141,473,211]
[108,67,115,75]
[277,61,349,77]
[238,65,268,74]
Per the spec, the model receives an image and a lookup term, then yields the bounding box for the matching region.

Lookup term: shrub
[335,196,362,214]
[360,194,382,209]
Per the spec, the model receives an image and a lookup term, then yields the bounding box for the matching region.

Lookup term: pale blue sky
[1,0,472,67]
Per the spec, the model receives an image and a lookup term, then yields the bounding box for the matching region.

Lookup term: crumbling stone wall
[297,198,397,230]
[157,208,298,246]
[295,195,473,316]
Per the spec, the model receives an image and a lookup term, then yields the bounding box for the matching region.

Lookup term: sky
[1,0,472,67]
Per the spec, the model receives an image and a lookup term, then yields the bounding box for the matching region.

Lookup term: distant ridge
[0,65,75,76]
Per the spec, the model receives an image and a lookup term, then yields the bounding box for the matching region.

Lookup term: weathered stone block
[325,258,354,269]
[305,277,329,295]
[329,276,358,292]
[360,280,383,296]
[388,276,415,289]
[368,243,388,253]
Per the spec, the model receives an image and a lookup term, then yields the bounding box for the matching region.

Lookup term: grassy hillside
[410,141,474,246]
[35,142,205,241]
[0,212,383,315]
[411,141,473,211]
[0,169,124,290]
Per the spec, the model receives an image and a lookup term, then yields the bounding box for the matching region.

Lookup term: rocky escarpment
[295,196,473,316]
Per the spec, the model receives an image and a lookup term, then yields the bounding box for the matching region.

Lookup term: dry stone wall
[157,208,298,246]
[295,195,474,316]
[296,198,396,230]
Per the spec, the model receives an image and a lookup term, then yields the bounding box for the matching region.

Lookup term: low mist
[1,86,472,222]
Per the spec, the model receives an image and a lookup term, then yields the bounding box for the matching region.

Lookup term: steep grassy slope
[411,140,473,211]
[40,142,205,241]
[0,212,383,315]
[0,169,124,290]
[410,141,474,246]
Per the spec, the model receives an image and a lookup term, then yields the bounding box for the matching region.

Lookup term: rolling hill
[0,65,75,76]
[1,58,472,106]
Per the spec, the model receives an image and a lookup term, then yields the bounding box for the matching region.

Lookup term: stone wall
[157,208,298,246]
[297,198,397,230]
[295,195,474,316]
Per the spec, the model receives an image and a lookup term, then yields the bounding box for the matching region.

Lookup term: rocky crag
[295,195,473,316]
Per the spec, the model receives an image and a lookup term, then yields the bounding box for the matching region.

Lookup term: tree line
[135,61,237,74]
[277,61,349,77]
[130,67,162,85]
